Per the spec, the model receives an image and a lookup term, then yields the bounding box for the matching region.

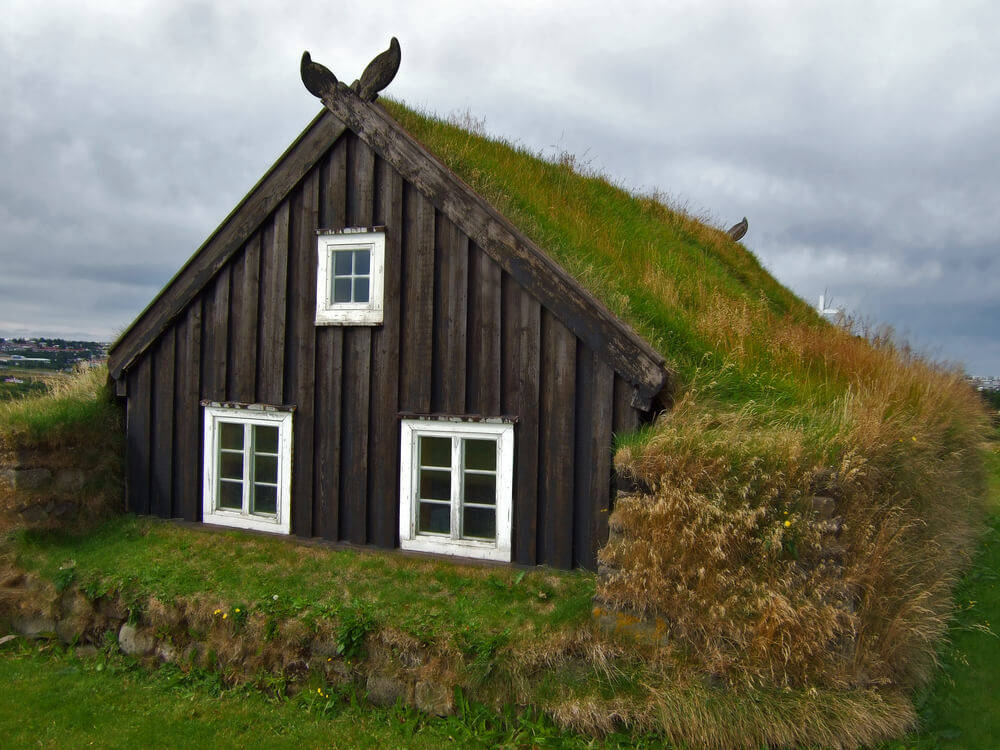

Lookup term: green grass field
[1,438,996,748]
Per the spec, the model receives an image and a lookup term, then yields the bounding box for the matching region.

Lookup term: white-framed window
[399,418,514,562]
[315,228,385,326]
[202,404,293,534]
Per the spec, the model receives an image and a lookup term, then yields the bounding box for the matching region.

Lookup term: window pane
[333,278,352,303]
[252,484,277,516]
[418,501,450,534]
[420,468,451,501]
[219,452,243,480]
[464,439,496,471]
[420,436,451,467]
[462,506,496,541]
[254,424,279,454]
[333,250,353,276]
[354,249,370,275]
[353,277,370,303]
[218,480,242,510]
[219,422,243,450]
[254,455,278,485]
[464,472,496,505]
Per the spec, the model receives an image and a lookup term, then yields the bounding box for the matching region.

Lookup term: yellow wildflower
[222,613,228,619]
[783,520,791,528]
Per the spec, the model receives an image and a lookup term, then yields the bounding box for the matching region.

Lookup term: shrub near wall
[598,322,991,694]
[0,367,123,533]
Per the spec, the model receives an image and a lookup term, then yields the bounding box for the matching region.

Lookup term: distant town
[0,338,108,400]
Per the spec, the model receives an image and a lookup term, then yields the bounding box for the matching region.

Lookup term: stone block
[12,615,56,638]
[118,623,155,656]
[156,643,178,663]
[365,674,412,707]
[415,680,454,716]
[11,469,52,491]
[809,496,836,518]
[52,469,87,493]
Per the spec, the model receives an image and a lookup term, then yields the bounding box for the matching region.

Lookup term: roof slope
[110,78,829,417]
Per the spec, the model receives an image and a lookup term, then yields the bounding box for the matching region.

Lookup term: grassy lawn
[0,642,662,749]
[880,438,1000,749]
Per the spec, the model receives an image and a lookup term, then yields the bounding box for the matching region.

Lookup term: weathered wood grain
[287,173,320,537]
[173,301,202,520]
[150,328,175,519]
[109,112,347,380]
[201,267,230,402]
[572,345,615,568]
[501,275,541,565]
[368,157,404,548]
[538,309,577,569]
[257,204,289,405]
[432,214,468,414]
[466,244,502,415]
[125,355,152,515]
[229,235,260,402]
[399,183,434,413]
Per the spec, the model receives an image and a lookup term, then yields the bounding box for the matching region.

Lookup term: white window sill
[400,535,510,562]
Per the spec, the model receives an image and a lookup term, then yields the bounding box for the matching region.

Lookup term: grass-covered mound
[382,102,993,709]
[0,367,123,532]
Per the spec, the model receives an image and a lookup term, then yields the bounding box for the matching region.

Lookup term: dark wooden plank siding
[466,244,502,415]
[228,235,260,403]
[367,157,404,548]
[173,301,202,520]
[431,214,468,414]
[201,266,230,402]
[125,354,152,515]
[501,274,541,565]
[149,328,175,519]
[257,204,289,405]
[537,309,577,569]
[339,136,376,544]
[287,172,321,537]
[572,346,615,568]
[313,138,348,540]
[399,183,435,413]
[122,129,646,569]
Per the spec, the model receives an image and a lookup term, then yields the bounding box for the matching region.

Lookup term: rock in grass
[415,680,453,716]
[118,623,155,656]
[12,616,56,638]
[365,674,412,707]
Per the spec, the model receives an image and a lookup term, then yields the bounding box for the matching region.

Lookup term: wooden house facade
[107,53,669,569]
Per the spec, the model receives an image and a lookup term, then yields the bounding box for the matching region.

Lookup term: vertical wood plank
[367,158,403,548]
[125,355,152,515]
[201,266,230,402]
[466,244,502,415]
[612,375,641,497]
[313,138,348,540]
[173,301,202,521]
[313,328,343,540]
[229,235,260,403]
[572,346,615,568]
[501,276,541,565]
[149,328,175,519]
[257,204,289,405]
[286,171,320,537]
[399,183,435,413]
[538,309,576,569]
[339,135,375,544]
[432,215,467,414]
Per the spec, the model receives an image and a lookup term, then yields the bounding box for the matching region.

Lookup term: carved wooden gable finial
[727,217,748,242]
[301,38,401,103]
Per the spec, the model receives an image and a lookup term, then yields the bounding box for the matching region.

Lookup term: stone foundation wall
[0,562,456,717]
[0,443,122,532]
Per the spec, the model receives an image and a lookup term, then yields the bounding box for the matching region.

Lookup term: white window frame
[202,404,293,534]
[399,418,514,562]
[315,228,385,326]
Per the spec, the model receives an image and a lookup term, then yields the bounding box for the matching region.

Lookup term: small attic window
[315,228,385,325]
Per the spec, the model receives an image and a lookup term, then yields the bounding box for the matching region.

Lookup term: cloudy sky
[2,1,997,374]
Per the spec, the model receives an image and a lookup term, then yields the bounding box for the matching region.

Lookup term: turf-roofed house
[107,40,671,569]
